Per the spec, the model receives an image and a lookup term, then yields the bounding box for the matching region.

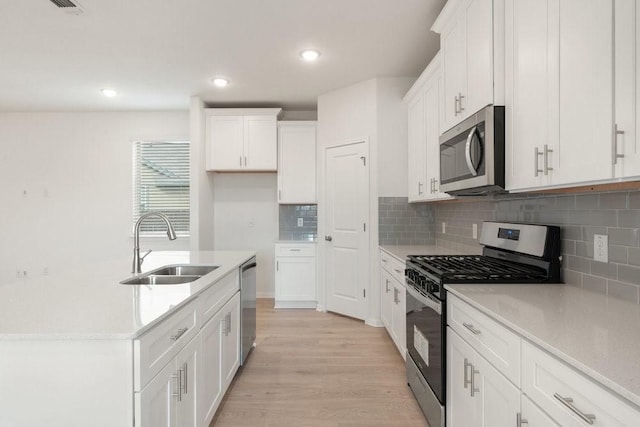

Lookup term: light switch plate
[472,223,478,239]
[297,217,304,227]
[594,234,608,263]
[442,222,446,234]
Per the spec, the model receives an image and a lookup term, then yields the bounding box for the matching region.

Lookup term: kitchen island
[0,250,255,427]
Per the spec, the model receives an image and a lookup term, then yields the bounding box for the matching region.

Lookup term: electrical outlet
[248,218,255,228]
[442,222,446,234]
[297,217,304,227]
[472,223,478,239]
[594,234,608,263]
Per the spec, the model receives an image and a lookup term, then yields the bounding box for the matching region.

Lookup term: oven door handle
[406,285,442,315]
[465,126,481,177]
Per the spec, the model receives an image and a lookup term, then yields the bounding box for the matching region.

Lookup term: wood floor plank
[211,299,429,427]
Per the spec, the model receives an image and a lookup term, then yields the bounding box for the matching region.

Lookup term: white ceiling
[0,0,445,111]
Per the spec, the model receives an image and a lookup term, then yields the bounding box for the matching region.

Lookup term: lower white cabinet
[447,293,640,427]
[379,249,406,358]
[136,330,200,427]
[274,243,316,308]
[447,328,520,427]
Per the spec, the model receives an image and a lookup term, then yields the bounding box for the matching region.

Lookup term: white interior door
[324,141,369,320]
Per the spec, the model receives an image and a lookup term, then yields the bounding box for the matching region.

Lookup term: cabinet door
[441,12,465,131]
[462,0,494,118]
[615,0,640,179]
[275,257,316,304]
[391,283,406,357]
[175,337,198,427]
[505,0,556,190]
[222,293,241,389]
[554,0,613,185]
[244,115,277,170]
[135,360,177,427]
[198,308,225,427]
[475,348,520,427]
[407,89,427,202]
[380,268,393,331]
[521,395,560,426]
[207,115,244,171]
[447,328,477,427]
[278,124,317,203]
[423,59,452,201]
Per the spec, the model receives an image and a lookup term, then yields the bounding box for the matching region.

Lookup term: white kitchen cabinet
[205,108,282,171]
[522,340,640,427]
[199,305,225,426]
[520,394,560,426]
[135,332,199,427]
[221,292,240,389]
[379,249,406,358]
[275,243,316,308]
[614,0,640,180]
[433,0,498,132]
[406,53,451,202]
[277,121,317,203]
[505,0,614,191]
[447,328,520,427]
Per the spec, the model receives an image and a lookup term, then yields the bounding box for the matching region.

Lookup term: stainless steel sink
[121,275,200,285]
[120,264,219,285]
[150,265,219,277]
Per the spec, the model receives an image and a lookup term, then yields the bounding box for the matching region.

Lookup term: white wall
[0,112,190,285]
[377,78,414,196]
[211,173,278,297]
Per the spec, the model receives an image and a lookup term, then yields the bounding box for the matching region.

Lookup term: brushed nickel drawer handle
[464,358,472,389]
[394,268,402,274]
[170,327,188,342]
[463,322,481,335]
[553,393,596,425]
[517,412,528,425]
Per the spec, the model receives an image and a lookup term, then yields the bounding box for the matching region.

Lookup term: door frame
[317,137,382,326]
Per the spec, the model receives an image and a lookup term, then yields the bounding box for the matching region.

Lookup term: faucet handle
[140,250,152,264]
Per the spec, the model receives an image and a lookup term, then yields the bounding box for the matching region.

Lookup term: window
[133,140,190,235]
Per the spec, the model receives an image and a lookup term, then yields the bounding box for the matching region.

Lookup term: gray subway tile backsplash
[379,189,640,303]
[279,204,318,241]
[378,197,435,245]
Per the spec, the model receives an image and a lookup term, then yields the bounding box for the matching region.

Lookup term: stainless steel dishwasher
[240,256,256,365]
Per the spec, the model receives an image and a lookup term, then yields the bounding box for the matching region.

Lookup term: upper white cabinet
[433,0,501,132]
[505,0,615,191]
[205,108,282,172]
[277,121,317,203]
[405,53,451,202]
[614,0,640,180]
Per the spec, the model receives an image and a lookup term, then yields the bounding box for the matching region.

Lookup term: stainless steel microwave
[439,105,505,196]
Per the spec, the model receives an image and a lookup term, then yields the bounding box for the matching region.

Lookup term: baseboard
[274,300,318,309]
[256,292,275,298]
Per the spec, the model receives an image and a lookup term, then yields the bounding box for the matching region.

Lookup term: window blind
[133,141,190,235]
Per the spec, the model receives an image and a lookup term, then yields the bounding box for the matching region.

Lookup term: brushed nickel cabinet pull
[170,327,188,342]
[464,358,472,389]
[553,393,596,424]
[463,322,481,335]
[613,124,625,165]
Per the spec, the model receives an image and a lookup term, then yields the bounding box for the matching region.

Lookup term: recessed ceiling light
[212,78,229,87]
[300,49,321,62]
[101,88,117,97]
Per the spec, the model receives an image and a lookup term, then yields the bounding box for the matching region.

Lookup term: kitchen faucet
[132,212,177,274]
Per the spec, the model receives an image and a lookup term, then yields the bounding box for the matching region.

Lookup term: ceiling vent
[48,0,86,15]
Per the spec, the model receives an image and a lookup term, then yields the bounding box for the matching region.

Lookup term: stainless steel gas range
[404,221,562,427]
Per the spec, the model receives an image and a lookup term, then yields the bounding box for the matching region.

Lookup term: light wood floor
[211,299,429,427]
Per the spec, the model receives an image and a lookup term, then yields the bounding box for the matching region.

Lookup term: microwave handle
[465,126,480,176]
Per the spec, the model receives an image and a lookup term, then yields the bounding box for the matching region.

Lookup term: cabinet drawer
[448,294,521,386]
[275,243,316,257]
[134,301,198,391]
[380,250,405,283]
[199,270,239,326]
[522,341,640,427]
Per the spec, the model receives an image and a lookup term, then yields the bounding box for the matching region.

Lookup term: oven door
[405,284,445,404]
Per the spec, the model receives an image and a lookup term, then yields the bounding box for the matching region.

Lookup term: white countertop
[446,283,640,407]
[0,251,254,340]
[380,244,465,261]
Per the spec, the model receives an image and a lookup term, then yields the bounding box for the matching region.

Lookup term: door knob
[325,235,333,242]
